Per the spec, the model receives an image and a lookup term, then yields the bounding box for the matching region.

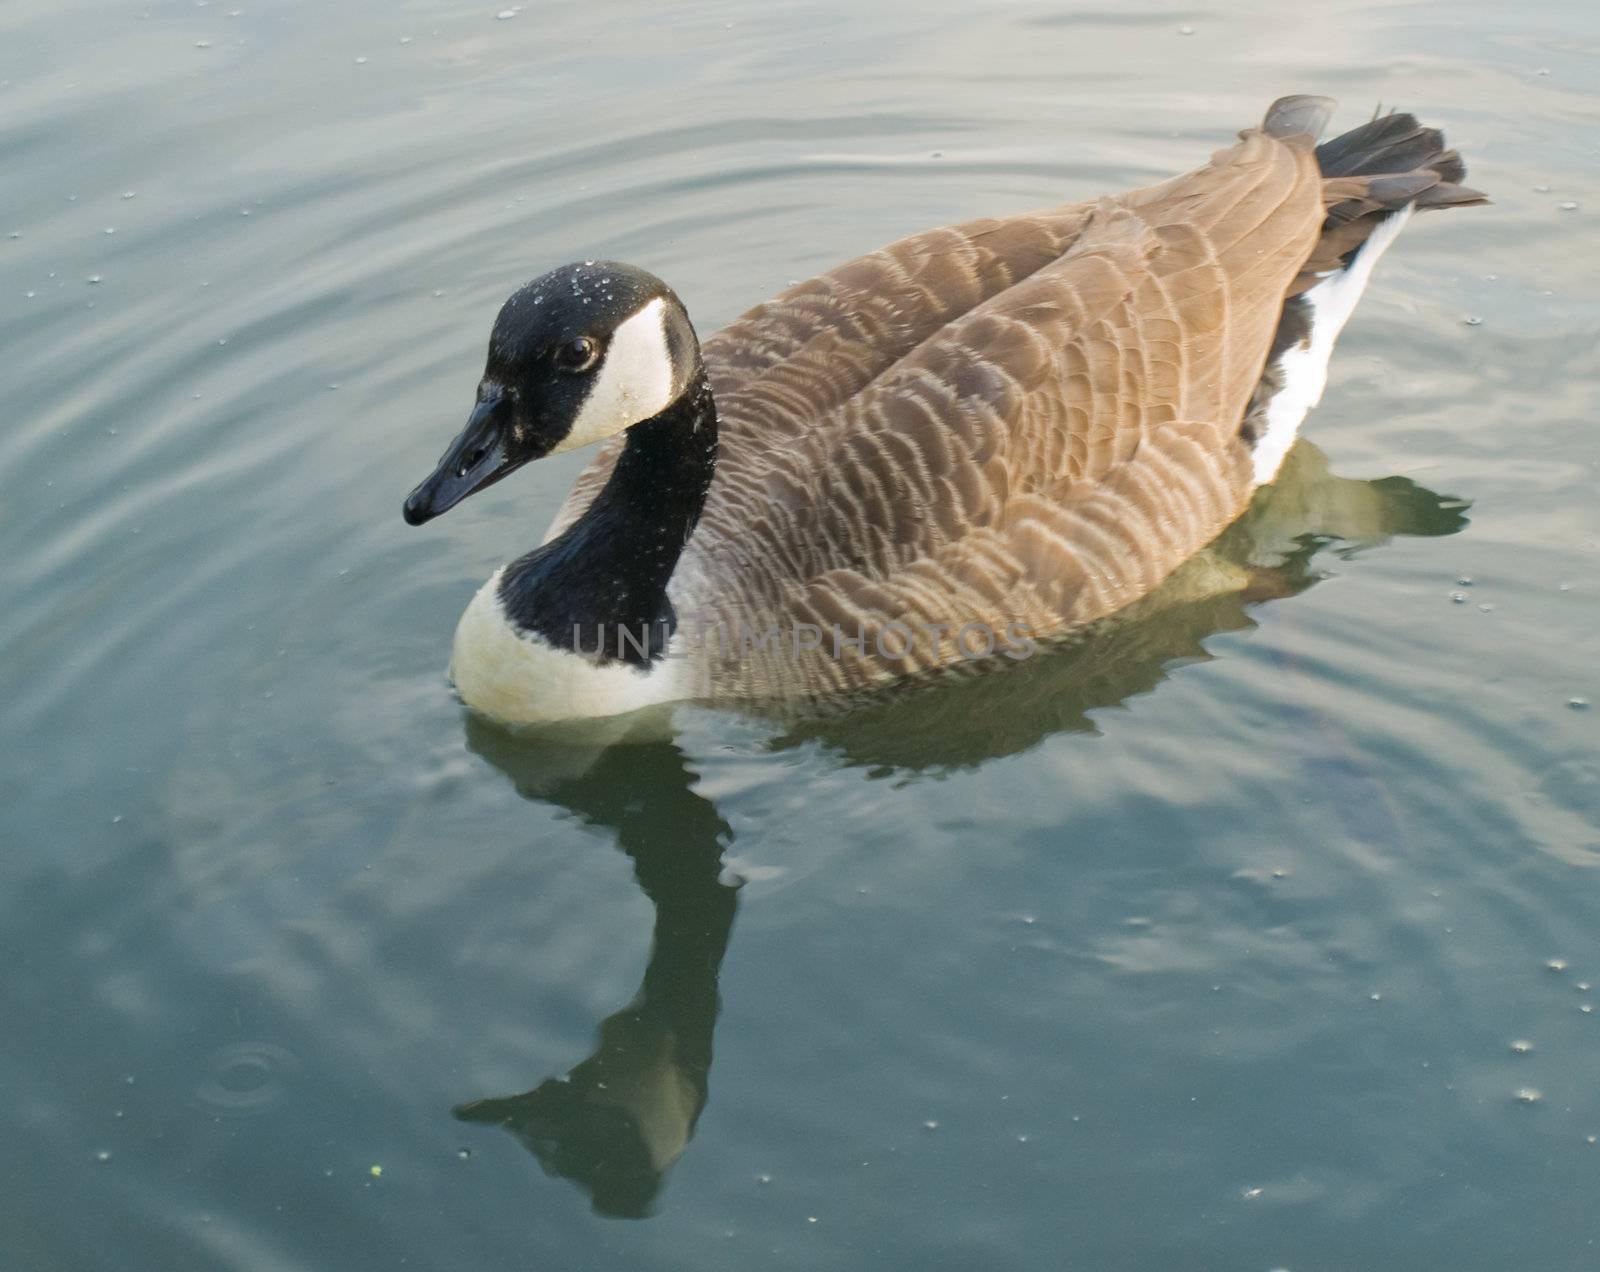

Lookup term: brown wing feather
[557,122,1326,699]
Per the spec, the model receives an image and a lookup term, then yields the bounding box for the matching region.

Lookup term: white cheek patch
[549,296,677,455]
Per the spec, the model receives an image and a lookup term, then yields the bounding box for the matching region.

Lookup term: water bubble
[194,1041,300,1112]
[1515,1087,1542,1104]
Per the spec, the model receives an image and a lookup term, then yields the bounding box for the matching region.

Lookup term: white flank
[1251,203,1415,485]
[448,570,687,725]
[548,296,676,455]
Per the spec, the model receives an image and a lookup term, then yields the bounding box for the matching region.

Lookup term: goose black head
[403,261,700,526]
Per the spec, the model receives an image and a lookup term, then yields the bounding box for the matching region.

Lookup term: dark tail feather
[1317,109,1486,216]
[1316,111,1463,181]
[1280,102,1488,282]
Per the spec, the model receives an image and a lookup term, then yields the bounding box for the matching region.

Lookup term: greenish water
[4,0,1598,1268]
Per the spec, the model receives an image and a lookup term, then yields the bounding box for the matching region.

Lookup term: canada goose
[404,95,1484,727]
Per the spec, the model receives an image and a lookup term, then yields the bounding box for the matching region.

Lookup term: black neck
[499,372,718,666]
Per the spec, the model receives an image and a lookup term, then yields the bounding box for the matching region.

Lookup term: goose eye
[554,337,599,373]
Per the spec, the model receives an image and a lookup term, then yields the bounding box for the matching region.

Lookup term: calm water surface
[4,0,1598,1268]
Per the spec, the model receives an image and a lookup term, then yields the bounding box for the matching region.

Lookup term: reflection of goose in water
[454,728,737,1219]
[451,440,1464,1215]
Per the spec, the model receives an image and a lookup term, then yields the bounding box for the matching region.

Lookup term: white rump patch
[549,296,676,455]
[1251,204,1415,486]
[448,571,688,725]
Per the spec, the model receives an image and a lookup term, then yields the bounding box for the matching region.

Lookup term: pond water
[4,0,1598,1268]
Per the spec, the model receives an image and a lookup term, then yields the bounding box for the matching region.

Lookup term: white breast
[448,570,690,726]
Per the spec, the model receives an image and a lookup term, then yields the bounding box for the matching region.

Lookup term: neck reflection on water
[449,439,1466,1217]
[457,725,737,1219]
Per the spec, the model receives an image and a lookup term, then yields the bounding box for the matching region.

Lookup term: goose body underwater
[403,95,1484,727]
